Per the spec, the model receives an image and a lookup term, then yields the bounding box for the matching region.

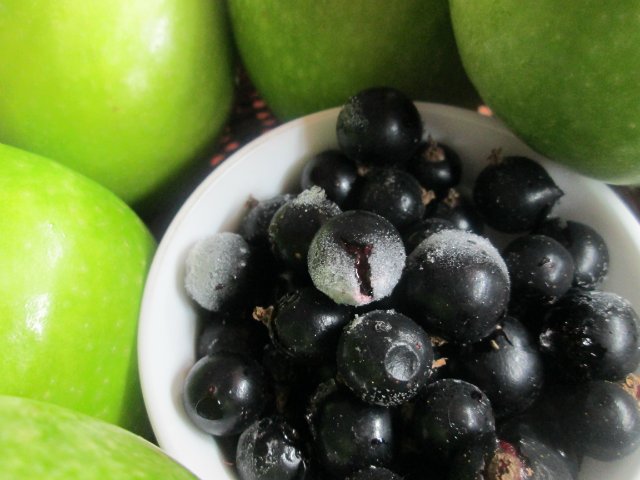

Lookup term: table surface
[138,70,640,240]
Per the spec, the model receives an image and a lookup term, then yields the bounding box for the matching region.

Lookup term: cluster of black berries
[181,87,640,480]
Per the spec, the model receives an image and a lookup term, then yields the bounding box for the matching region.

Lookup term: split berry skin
[534,217,609,290]
[503,234,576,306]
[450,316,544,418]
[308,210,406,307]
[407,138,462,198]
[336,86,423,167]
[409,378,496,465]
[346,466,403,480]
[336,310,434,406]
[307,381,394,476]
[267,286,353,364]
[354,168,427,230]
[268,186,341,274]
[473,155,564,233]
[300,149,359,207]
[235,416,308,480]
[183,352,268,437]
[539,290,640,382]
[399,229,510,344]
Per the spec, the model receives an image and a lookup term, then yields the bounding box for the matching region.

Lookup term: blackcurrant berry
[473,155,564,233]
[300,149,359,206]
[534,217,609,290]
[336,310,434,406]
[408,138,462,198]
[337,87,422,167]
[183,352,268,436]
[539,290,640,382]
[400,229,510,344]
[308,210,406,306]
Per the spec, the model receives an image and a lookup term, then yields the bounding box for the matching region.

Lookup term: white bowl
[138,103,640,480]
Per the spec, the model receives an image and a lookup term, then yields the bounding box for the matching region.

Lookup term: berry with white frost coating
[184,232,252,311]
[307,210,406,306]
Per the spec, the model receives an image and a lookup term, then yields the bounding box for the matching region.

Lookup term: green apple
[0,395,195,478]
[0,0,234,204]
[228,0,478,119]
[450,1,640,184]
[0,143,156,435]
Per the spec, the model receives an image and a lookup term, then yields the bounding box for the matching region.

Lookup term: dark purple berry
[403,217,457,254]
[183,352,268,436]
[503,234,575,306]
[425,188,484,235]
[336,310,434,406]
[268,287,352,363]
[473,155,564,233]
[300,150,358,206]
[410,378,496,465]
[534,217,609,290]
[347,466,403,480]
[539,290,640,382]
[451,316,544,418]
[240,194,295,248]
[400,229,510,344]
[307,381,394,476]
[354,168,426,230]
[196,312,269,360]
[308,210,406,306]
[236,416,308,480]
[337,87,422,167]
[268,187,340,274]
[408,138,462,198]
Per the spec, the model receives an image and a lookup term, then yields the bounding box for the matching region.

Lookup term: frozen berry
[337,87,422,167]
[425,189,484,235]
[400,229,510,344]
[308,210,406,306]
[184,232,253,312]
[196,312,269,360]
[337,310,434,406]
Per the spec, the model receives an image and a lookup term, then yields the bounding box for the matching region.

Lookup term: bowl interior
[138,103,640,480]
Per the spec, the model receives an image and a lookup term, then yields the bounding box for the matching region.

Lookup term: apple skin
[450,1,640,184]
[0,0,234,204]
[0,143,156,435]
[228,0,479,119]
[0,395,195,478]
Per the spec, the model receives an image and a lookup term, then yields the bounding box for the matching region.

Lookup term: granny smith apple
[0,143,156,435]
[0,0,234,204]
[450,1,640,184]
[228,0,478,119]
[0,395,195,478]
